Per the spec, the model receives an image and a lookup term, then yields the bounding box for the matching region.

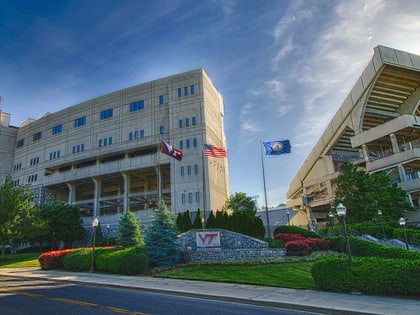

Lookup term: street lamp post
[90,218,99,273]
[336,203,352,266]
[286,210,290,226]
[377,210,385,239]
[399,217,409,250]
[328,211,335,234]
[106,224,110,246]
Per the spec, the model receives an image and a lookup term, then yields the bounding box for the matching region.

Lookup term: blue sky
[1,0,420,207]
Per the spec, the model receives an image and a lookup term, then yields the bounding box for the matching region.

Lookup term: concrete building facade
[286,46,420,229]
[3,69,230,226]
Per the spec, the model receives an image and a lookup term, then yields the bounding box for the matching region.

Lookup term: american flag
[204,144,227,158]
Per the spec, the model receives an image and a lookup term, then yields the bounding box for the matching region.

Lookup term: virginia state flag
[161,140,183,161]
[263,140,291,155]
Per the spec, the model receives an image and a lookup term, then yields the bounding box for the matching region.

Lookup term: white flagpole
[201,149,206,228]
[260,140,272,239]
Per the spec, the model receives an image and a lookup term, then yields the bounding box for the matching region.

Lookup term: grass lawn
[1,251,316,290]
[156,262,315,289]
[0,252,41,268]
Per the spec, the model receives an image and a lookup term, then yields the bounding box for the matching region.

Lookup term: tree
[39,201,86,248]
[192,208,203,229]
[182,210,193,231]
[145,200,180,267]
[223,192,257,217]
[0,176,36,258]
[336,163,413,223]
[117,211,144,247]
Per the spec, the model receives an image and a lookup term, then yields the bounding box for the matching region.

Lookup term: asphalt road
[0,276,321,315]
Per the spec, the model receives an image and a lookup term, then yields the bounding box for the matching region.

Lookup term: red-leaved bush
[274,233,332,256]
[38,249,74,270]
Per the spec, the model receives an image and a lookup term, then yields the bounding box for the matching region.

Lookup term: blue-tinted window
[76,145,80,153]
[72,146,76,154]
[181,166,184,176]
[129,100,144,112]
[140,130,145,138]
[188,192,193,204]
[134,131,139,139]
[52,124,63,135]
[182,193,185,204]
[178,88,182,97]
[179,140,184,150]
[109,137,112,145]
[74,116,86,127]
[186,139,190,149]
[192,116,196,125]
[186,118,190,127]
[100,108,113,120]
[191,85,195,94]
[196,191,200,203]
[159,95,164,105]
[184,86,188,96]
[193,138,197,148]
[187,165,191,176]
[104,138,108,146]
[99,139,103,147]
[179,119,183,128]
[57,150,60,158]
[129,132,133,140]
[160,126,164,134]
[81,144,85,151]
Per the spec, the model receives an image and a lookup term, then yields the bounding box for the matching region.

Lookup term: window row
[178,85,195,97]
[49,150,61,160]
[72,144,85,153]
[179,138,198,150]
[13,163,22,171]
[181,191,200,204]
[179,116,197,128]
[99,137,113,147]
[28,174,38,183]
[180,164,199,176]
[129,130,145,140]
[30,157,40,166]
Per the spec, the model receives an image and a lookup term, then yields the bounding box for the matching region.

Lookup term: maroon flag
[161,140,183,161]
[204,144,227,158]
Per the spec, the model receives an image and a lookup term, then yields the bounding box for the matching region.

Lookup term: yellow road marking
[0,287,150,315]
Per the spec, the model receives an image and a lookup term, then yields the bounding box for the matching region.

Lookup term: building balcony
[366,148,420,173]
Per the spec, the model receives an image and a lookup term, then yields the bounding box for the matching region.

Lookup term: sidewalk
[1,268,419,315]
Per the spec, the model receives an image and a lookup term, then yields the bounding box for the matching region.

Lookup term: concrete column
[389,134,400,154]
[362,144,369,161]
[92,177,102,218]
[121,172,130,213]
[66,183,76,204]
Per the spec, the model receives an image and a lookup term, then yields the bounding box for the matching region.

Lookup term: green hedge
[63,248,92,271]
[311,256,420,296]
[273,225,319,238]
[328,237,420,259]
[63,247,149,275]
[95,247,149,275]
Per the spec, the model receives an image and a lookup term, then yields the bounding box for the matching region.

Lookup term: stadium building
[286,45,420,229]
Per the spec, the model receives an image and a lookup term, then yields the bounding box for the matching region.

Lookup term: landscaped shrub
[38,249,73,270]
[274,233,332,256]
[328,236,420,259]
[95,247,149,275]
[63,248,92,271]
[273,233,306,242]
[312,256,420,296]
[285,240,311,256]
[273,225,319,238]
[119,247,149,275]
